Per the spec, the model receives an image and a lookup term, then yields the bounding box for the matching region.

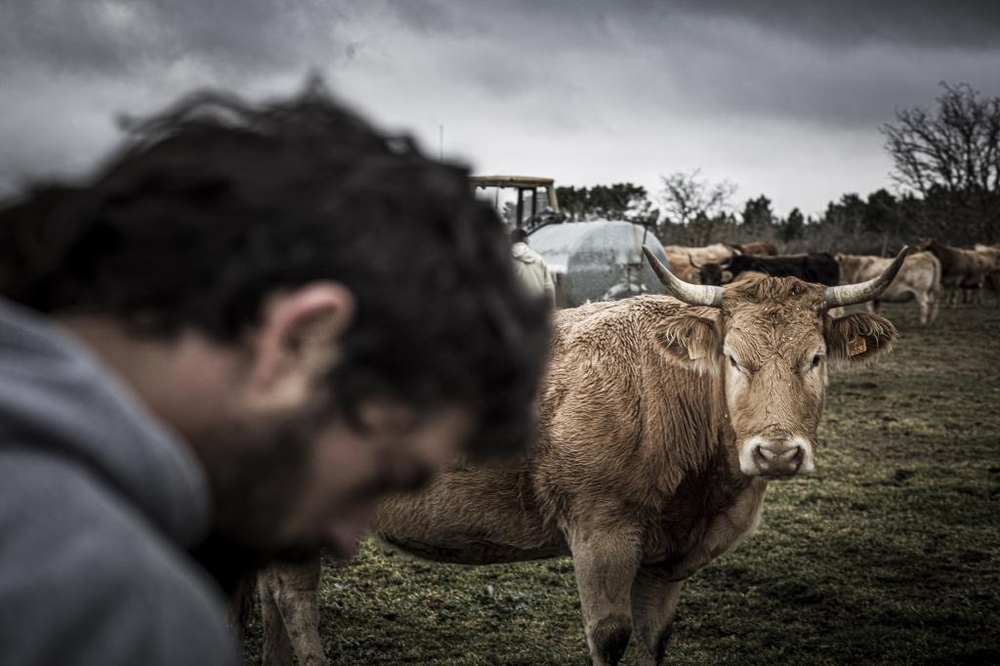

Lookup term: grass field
[244,299,1000,665]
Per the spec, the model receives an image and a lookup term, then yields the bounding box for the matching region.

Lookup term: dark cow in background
[253,247,909,666]
[694,252,840,287]
[919,239,994,305]
[973,243,1000,306]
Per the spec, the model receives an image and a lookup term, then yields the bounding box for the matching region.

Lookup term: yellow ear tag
[848,336,868,357]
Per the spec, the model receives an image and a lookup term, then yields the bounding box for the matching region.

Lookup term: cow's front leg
[569,529,642,666]
[259,572,295,666]
[259,557,328,666]
[630,567,684,666]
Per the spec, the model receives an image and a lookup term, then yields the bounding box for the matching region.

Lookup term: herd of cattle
[244,239,995,666]
[669,239,1000,325]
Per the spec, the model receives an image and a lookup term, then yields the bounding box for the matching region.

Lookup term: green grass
[243,300,1000,665]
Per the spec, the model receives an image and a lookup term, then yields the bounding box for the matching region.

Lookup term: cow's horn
[643,245,724,307]
[687,252,702,269]
[824,246,911,308]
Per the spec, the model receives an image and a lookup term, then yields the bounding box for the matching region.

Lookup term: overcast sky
[1,0,998,217]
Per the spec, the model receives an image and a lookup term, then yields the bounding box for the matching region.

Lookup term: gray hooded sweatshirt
[0,299,239,665]
[511,241,556,305]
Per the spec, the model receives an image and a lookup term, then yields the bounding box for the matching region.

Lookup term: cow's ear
[655,313,722,374]
[827,313,897,363]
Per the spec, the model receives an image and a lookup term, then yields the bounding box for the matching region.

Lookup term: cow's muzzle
[739,436,816,478]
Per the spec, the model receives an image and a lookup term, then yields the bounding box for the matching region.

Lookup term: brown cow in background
[974,243,1000,306]
[726,240,779,256]
[919,239,994,305]
[254,248,909,666]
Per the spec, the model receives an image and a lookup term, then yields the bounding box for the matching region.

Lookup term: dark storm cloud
[0,0,352,76]
[363,0,1000,129]
[4,1,996,80]
[668,0,1000,49]
[382,0,1000,49]
[1,0,998,211]
[0,2,156,73]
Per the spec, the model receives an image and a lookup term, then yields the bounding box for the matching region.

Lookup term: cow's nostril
[746,440,811,477]
[775,446,798,460]
[756,444,801,463]
[757,445,777,461]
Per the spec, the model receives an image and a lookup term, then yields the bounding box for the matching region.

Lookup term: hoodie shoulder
[0,298,211,545]
[0,448,239,666]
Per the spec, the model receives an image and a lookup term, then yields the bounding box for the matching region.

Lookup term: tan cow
[836,251,941,324]
[255,248,908,666]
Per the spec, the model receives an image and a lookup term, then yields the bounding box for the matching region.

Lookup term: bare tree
[881,82,1000,240]
[658,169,737,227]
[882,83,1000,195]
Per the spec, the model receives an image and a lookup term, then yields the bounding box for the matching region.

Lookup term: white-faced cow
[254,247,908,666]
[836,251,942,324]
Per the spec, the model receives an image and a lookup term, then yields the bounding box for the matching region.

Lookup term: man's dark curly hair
[0,81,550,459]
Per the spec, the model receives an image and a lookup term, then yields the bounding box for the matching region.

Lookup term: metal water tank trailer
[528,221,670,308]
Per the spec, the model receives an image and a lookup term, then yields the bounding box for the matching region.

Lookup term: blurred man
[0,83,549,665]
[510,227,556,305]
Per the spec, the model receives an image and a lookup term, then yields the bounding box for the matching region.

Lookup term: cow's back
[835,254,876,284]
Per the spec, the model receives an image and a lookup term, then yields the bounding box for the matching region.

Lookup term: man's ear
[655,313,721,374]
[248,282,355,406]
[827,312,897,363]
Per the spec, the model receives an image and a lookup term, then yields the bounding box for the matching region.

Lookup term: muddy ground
[244,297,1000,665]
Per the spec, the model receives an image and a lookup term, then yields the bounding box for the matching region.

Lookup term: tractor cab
[470,175,565,233]
[471,174,669,307]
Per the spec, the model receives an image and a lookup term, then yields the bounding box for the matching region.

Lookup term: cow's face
[721,280,895,478]
[653,271,898,480]
[646,244,906,479]
[720,284,827,477]
[698,262,727,286]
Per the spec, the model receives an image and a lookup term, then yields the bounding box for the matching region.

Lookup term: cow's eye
[729,355,740,370]
[811,354,823,369]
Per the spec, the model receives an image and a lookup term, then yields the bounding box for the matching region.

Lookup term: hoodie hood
[0,299,211,547]
[512,241,542,264]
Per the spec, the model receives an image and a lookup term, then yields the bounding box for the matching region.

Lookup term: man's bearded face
[197,402,470,561]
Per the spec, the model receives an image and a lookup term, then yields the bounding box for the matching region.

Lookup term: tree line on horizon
[554,82,1000,255]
